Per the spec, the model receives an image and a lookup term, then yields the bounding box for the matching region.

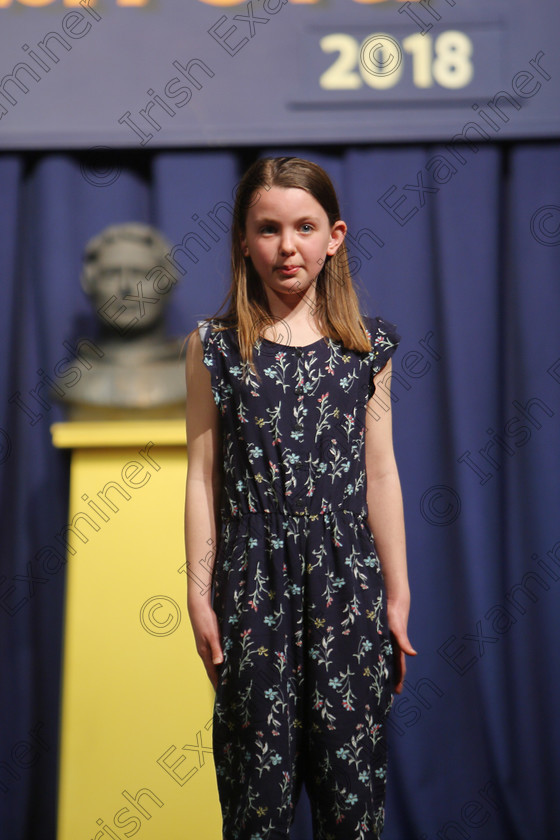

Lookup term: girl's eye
[258,223,313,234]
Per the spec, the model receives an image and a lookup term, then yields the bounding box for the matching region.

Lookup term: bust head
[81,223,178,336]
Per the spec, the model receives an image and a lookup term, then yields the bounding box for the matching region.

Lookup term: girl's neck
[263,289,319,328]
[260,314,324,346]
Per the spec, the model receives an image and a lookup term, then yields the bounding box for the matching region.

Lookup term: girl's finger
[391,629,417,656]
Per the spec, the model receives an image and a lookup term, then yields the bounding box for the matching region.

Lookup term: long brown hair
[190,156,374,380]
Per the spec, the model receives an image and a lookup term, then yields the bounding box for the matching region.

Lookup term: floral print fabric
[197,315,401,840]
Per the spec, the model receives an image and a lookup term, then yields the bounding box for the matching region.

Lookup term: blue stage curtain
[0,143,559,840]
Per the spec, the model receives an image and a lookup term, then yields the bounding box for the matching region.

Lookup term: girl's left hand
[387,599,417,694]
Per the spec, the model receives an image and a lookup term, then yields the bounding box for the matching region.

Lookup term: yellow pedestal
[51,420,221,840]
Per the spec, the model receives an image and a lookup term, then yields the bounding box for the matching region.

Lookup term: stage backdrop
[1,142,560,840]
[0,0,560,148]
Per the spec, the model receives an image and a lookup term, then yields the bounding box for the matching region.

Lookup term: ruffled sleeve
[364,315,401,400]
[197,318,222,408]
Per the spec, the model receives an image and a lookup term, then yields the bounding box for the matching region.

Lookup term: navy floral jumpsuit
[197,315,401,840]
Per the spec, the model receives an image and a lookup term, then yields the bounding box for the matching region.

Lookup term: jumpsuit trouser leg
[211,511,394,840]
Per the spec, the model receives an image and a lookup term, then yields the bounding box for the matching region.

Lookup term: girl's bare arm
[185,329,224,689]
[364,358,417,693]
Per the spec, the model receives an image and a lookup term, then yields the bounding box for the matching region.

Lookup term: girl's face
[240,186,346,308]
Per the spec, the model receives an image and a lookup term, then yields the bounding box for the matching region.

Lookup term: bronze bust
[57,223,186,418]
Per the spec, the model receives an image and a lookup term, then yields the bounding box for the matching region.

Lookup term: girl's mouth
[277,266,301,275]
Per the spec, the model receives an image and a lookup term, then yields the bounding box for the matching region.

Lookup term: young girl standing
[185,156,416,840]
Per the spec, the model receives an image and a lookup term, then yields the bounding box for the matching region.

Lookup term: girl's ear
[326,220,347,256]
[240,234,249,257]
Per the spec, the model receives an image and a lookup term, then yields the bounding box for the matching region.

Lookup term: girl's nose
[279,231,296,254]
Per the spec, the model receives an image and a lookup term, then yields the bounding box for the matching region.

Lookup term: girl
[184,156,416,840]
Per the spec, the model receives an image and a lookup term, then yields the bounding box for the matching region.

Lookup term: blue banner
[0,0,558,149]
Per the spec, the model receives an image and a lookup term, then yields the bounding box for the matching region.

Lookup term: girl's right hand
[187,602,224,691]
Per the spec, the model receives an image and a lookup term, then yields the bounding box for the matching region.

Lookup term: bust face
[86,238,165,334]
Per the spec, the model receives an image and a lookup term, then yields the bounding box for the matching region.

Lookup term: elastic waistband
[226,507,366,519]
